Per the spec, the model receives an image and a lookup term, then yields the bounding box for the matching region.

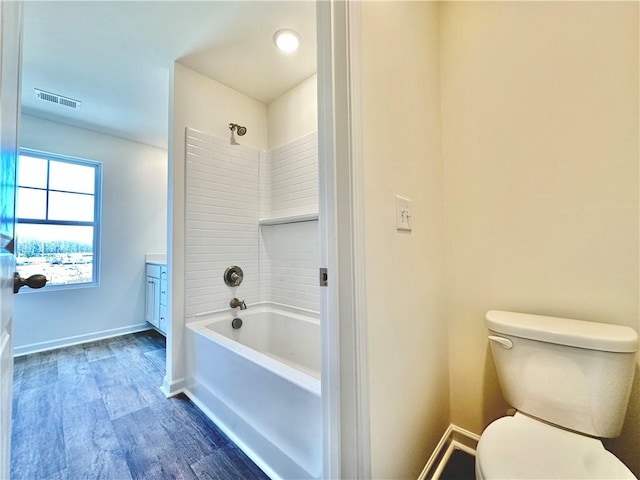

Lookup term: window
[16,150,102,290]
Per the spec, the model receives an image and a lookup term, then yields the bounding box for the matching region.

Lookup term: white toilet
[476,310,639,479]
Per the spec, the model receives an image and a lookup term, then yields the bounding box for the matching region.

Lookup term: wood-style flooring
[11,330,270,480]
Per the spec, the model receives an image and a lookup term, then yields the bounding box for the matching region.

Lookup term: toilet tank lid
[486,310,639,353]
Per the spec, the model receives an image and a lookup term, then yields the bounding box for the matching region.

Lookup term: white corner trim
[13,323,152,357]
[161,376,185,398]
[419,425,454,479]
[451,424,481,451]
[417,424,480,480]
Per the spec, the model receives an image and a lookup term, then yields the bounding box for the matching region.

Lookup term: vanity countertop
[145,253,167,265]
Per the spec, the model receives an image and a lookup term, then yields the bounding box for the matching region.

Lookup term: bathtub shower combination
[183,127,321,479]
[185,304,321,480]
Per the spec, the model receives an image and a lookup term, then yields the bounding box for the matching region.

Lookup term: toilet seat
[476,413,636,479]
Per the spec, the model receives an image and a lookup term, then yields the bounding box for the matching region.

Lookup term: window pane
[16,223,94,286]
[48,191,94,222]
[17,187,46,219]
[18,156,48,188]
[49,161,95,194]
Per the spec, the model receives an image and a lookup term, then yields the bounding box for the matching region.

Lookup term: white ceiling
[21,1,317,149]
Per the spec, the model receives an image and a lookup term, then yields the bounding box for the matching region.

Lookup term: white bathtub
[185,304,321,480]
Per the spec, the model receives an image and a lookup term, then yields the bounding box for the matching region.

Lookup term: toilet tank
[486,310,638,438]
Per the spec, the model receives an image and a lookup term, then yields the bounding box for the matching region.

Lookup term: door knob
[14,272,47,294]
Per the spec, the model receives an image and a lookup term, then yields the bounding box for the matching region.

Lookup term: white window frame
[16,148,103,291]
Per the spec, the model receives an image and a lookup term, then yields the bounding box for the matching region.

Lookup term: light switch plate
[396,195,412,232]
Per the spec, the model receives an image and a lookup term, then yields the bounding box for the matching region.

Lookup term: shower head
[229,123,247,136]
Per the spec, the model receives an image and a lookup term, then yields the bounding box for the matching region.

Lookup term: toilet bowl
[475,413,636,479]
[476,310,638,480]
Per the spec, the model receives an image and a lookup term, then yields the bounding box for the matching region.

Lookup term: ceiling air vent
[34,89,81,109]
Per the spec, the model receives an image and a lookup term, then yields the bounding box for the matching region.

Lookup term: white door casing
[0,0,22,477]
[317,1,371,478]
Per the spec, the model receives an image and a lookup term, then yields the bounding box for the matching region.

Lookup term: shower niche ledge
[258,212,318,226]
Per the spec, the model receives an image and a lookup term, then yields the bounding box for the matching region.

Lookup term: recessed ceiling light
[273,29,300,54]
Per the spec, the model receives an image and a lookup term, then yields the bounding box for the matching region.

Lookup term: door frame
[317,1,371,478]
[0,0,23,477]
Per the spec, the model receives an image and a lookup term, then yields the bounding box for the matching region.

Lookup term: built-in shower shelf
[258,213,318,226]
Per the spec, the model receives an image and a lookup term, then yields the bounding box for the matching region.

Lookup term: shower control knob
[224,266,244,287]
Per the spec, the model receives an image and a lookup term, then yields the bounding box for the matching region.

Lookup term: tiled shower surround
[260,132,318,220]
[185,128,319,318]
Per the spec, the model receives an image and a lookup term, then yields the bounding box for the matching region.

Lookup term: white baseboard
[161,376,185,397]
[13,323,152,357]
[418,424,480,480]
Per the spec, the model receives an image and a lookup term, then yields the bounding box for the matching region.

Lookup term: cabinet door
[145,276,159,327]
[160,277,167,307]
[159,304,168,334]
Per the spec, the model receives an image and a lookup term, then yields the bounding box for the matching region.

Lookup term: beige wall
[267,74,317,150]
[360,2,449,478]
[439,1,639,475]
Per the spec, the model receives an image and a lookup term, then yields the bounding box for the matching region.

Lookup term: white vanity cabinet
[145,263,167,335]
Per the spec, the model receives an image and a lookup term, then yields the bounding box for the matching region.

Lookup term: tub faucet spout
[230,298,247,310]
